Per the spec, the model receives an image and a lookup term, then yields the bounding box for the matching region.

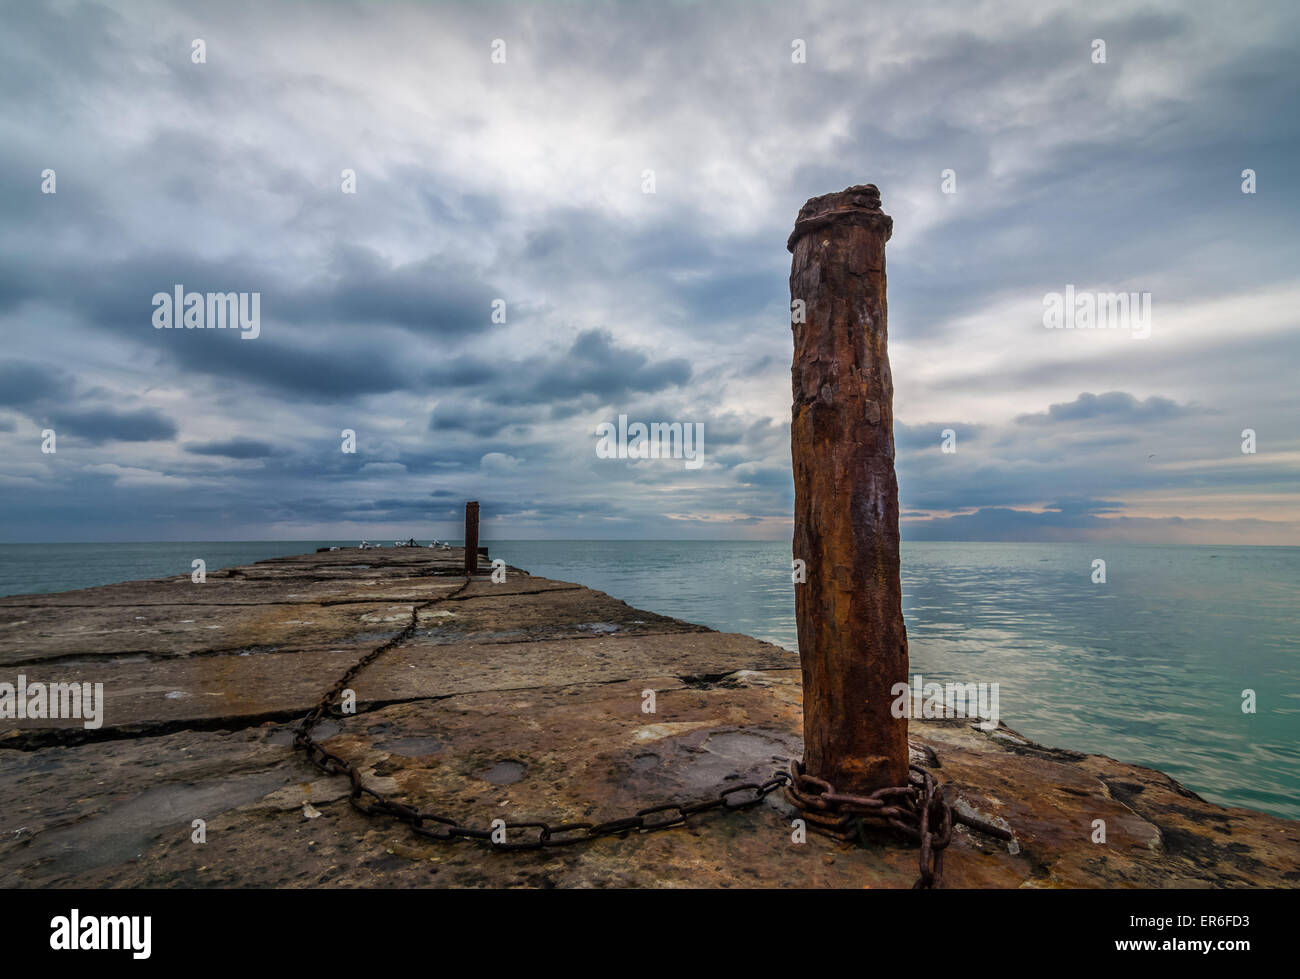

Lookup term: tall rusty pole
[788,184,909,795]
[464,501,479,576]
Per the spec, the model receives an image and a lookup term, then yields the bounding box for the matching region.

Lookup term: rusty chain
[787,759,954,887]
[291,570,998,885]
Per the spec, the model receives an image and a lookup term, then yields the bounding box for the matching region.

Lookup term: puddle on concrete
[702,731,792,762]
[672,730,798,791]
[376,736,443,757]
[353,631,399,644]
[266,720,340,746]
[474,760,527,785]
[632,753,660,772]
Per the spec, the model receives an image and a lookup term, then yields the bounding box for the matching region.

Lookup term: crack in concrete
[0,625,718,669]
[1,665,804,752]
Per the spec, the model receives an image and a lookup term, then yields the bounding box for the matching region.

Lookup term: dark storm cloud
[424,331,694,419]
[516,330,692,403]
[51,408,178,443]
[285,245,501,337]
[425,357,501,388]
[1017,392,1194,425]
[430,402,537,438]
[185,438,275,459]
[0,243,501,398]
[732,465,792,490]
[0,362,74,407]
[164,330,418,400]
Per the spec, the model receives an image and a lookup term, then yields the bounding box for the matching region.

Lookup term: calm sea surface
[1,540,1296,819]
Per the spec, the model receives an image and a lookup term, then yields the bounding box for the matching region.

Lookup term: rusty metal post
[787,183,908,795]
[464,501,479,576]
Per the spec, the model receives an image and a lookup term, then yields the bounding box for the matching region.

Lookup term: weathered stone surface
[0,598,446,666]
[1,548,1296,888]
[789,183,908,794]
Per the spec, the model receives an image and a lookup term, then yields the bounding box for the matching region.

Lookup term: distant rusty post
[787,183,908,795]
[464,501,479,576]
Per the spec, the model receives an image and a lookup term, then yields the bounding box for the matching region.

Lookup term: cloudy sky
[1,0,1297,543]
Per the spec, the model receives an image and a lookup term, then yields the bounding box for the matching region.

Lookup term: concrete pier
[0,549,1296,888]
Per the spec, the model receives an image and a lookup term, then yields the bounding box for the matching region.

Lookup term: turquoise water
[1,540,1296,820]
